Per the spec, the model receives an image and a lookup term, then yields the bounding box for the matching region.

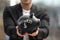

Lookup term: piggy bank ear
[30,13,35,18]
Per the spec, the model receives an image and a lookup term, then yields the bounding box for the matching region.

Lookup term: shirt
[23,9,30,16]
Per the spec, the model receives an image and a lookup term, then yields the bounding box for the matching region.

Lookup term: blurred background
[0,0,60,40]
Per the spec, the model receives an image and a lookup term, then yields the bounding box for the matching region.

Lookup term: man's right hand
[16,26,24,37]
[16,26,28,37]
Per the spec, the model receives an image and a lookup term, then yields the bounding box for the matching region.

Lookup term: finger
[17,29,23,37]
[16,26,24,37]
[29,32,36,36]
[29,30,39,36]
[29,33,38,36]
[38,27,40,31]
[16,26,18,29]
[29,33,36,36]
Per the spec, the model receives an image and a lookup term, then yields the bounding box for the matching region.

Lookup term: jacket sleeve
[3,7,18,38]
[37,9,49,39]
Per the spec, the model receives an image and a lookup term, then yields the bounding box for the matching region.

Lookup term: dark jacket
[3,4,49,40]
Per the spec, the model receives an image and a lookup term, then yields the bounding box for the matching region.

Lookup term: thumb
[16,26,18,29]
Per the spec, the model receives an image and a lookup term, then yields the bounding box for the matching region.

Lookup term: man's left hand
[29,28,39,37]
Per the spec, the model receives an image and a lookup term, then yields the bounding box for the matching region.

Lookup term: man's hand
[29,28,39,37]
[16,26,40,37]
[16,26,24,37]
[16,26,28,37]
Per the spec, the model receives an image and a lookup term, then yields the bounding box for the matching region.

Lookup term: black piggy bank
[17,13,40,35]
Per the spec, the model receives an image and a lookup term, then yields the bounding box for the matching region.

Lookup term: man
[3,0,49,40]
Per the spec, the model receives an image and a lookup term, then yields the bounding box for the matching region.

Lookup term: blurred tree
[0,0,9,10]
